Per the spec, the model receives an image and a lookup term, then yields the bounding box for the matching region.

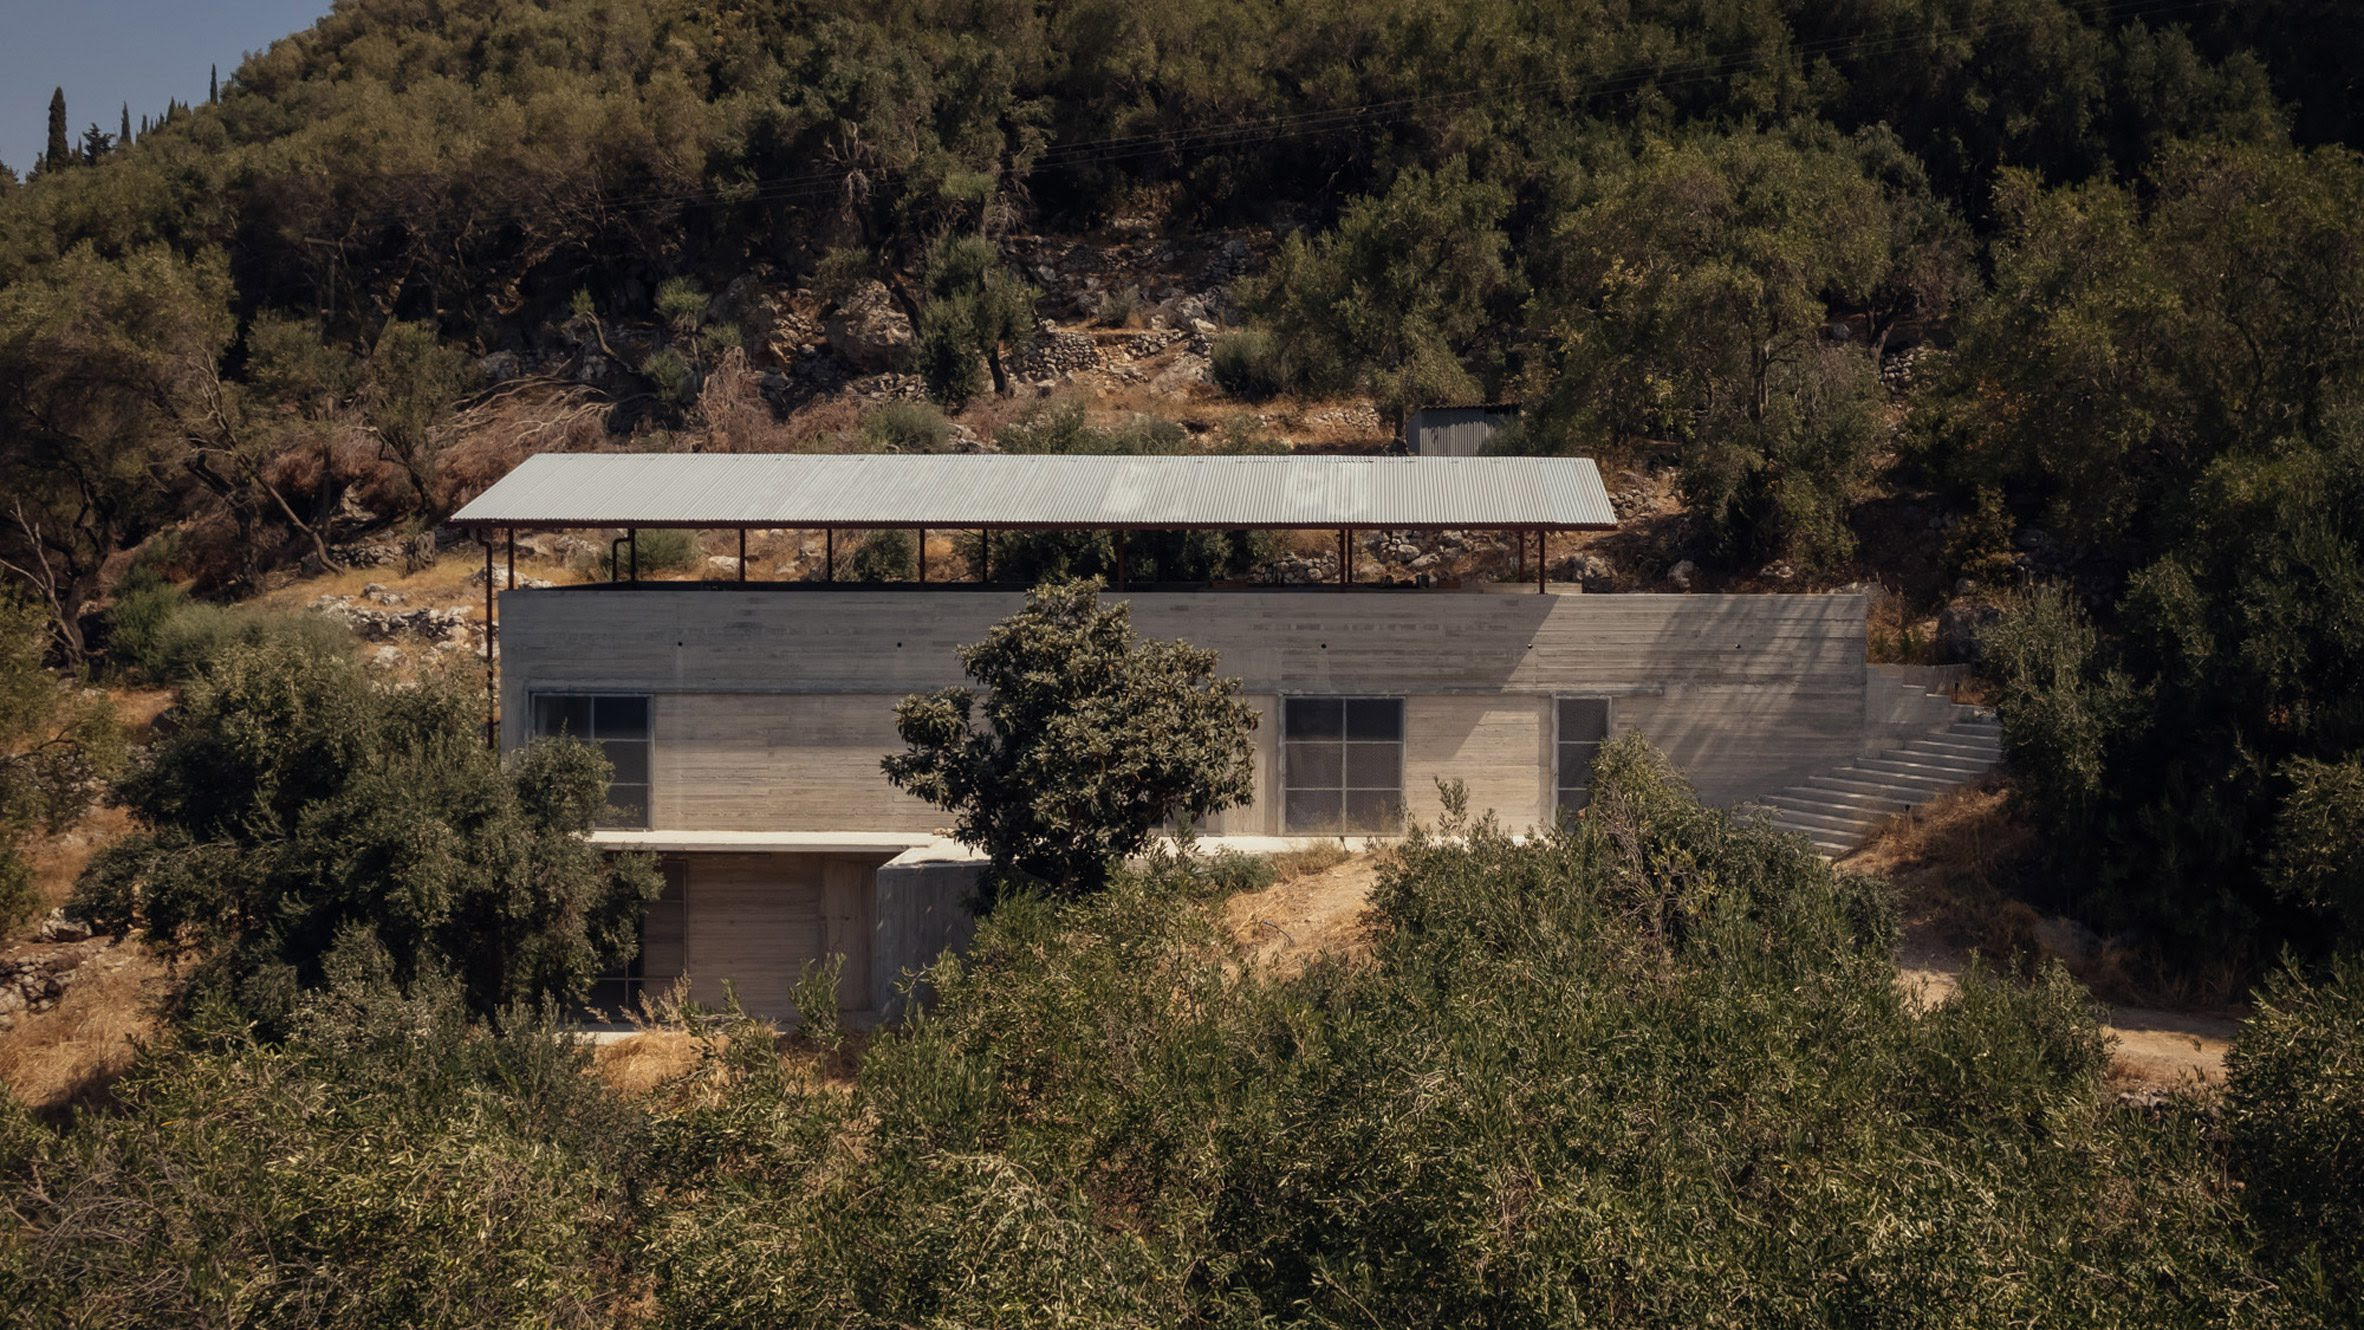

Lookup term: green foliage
[0,595,120,933]
[7,733,2347,1324]
[845,529,914,582]
[629,527,698,573]
[859,400,954,453]
[915,234,1037,407]
[103,575,353,684]
[1252,157,1512,420]
[72,639,659,1022]
[992,399,1186,456]
[2269,760,2364,935]
[1524,129,1904,571]
[1209,327,1285,401]
[2224,955,2364,1310]
[0,947,645,1327]
[883,580,1255,897]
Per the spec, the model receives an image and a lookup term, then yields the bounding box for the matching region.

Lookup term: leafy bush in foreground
[2225,954,2364,1311]
[4,736,2339,1327]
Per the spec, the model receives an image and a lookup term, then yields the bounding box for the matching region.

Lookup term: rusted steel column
[825,529,835,582]
[980,528,991,583]
[505,527,515,590]
[917,528,927,583]
[1337,528,1347,590]
[738,528,747,582]
[1537,529,1547,594]
[1115,529,1128,589]
[482,538,497,750]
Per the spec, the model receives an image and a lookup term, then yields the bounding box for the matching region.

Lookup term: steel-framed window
[531,693,651,829]
[1282,697,1405,834]
[1555,697,1611,814]
[586,857,685,1016]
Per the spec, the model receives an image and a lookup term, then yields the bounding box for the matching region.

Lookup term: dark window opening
[586,857,686,1017]
[1283,697,1405,834]
[1556,697,1611,814]
[533,693,652,829]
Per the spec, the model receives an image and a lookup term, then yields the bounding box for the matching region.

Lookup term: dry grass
[0,944,170,1118]
[23,804,134,917]
[1222,851,1381,977]
[591,1027,719,1095]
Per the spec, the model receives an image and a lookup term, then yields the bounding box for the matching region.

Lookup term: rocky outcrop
[309,590,481,647]
[823,281,915,373]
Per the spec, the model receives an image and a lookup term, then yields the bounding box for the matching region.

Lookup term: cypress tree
[119,103,131,147]
[43,88,68,172]
[209,65,218,104]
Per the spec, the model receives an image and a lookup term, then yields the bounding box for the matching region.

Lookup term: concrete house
[454,453,1994,1022]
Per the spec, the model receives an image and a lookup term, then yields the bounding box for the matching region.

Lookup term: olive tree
[882,579,1255,897]
[75,637,658,1022]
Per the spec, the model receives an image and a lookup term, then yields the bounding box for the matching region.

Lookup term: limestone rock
[823,281,914,372]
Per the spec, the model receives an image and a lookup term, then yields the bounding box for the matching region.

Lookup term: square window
[595,695,650,739]
[1286,741,1344,788]
[1284,789,1344,834]
[1345,697,1403,740]
[1344,741,1401,789]
[535,695,592,738]
[1342,788,1404,833]
[1284,698,1344,739]
[1558,697,1609,742]
[602,738,650,785]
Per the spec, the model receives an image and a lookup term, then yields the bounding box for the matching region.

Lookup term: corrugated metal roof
[451,452,1617,529]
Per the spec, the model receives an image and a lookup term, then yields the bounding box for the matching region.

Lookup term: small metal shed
[1404,404,1520,457]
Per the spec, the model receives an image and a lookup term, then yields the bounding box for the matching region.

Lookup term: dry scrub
[0,944,168,1116]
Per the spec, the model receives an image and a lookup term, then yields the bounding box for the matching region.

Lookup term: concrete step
[1768,789,1913,815]
[1809,772,1943,801]
[1888,747,1995,774]
[1850,760,1978,787]
[1768,806,1887,835]
[1909,737,2001,760]
[1861,754,1990,780]
[1951,717,2002,734]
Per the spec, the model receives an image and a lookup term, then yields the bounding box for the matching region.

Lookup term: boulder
[823,281,914,372]
[34,909,91,943]
[1668,559,1697,591]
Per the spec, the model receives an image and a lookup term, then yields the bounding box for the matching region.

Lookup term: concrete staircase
[1758,704,2004,859]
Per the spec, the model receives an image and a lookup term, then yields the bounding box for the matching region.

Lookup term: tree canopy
[882,579,1256,896]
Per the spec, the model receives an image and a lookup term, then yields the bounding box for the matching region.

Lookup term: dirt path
[1228,850,2235,1095]
[1898,937,2235,1094]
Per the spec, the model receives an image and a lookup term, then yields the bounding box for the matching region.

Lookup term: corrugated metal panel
[451,453,1617,529]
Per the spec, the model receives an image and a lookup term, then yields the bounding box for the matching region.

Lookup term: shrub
[103,578,352,684]
[847,529,915,582]
[1,593,121,934]
[73,639,660,1023]
[860,400,954,453]
[0,947,646,1327]
[630,528,698,573]
[1210,327,1286,400]
[2225,954,2364,1306]
[1092,284,1140,327]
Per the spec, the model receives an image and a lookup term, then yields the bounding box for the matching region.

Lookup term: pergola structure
[451,452,1618,741]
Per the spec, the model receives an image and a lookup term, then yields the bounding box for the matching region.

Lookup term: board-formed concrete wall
[499,586,1868,829]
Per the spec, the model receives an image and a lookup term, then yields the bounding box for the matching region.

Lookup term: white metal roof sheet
[451,452,1616,529]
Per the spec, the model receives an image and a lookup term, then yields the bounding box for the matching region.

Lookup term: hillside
[1,0,2362,1123]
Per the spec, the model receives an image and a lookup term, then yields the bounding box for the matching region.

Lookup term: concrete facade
[508,584,1872,1019]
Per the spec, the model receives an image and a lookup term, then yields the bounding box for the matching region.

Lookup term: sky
[0,0,330,173]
